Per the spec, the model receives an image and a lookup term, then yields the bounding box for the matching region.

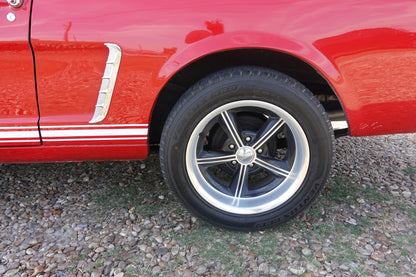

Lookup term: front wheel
[160,67,334,231]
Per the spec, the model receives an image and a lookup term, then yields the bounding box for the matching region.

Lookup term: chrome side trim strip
[89,43,122,124]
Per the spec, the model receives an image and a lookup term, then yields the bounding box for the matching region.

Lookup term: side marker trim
[89,43,122,123]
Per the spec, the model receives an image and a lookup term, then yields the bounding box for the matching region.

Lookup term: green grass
[309,175,416,276]
[377,262,402,276]
[83,156,414,276]
[4,146,415,276]
[91,156,180,218]
[103,247,123,260]
[399,204,416,224]
[323,176,391,205]
[403,166,416,175]
[69,252,90,273]
[180,225,244,259]
[125,266,138,277]
[94,183,164,217]
[376,230,416,275]
[173,224,268,276]
[85,259,104,274]
[166,258,184,272]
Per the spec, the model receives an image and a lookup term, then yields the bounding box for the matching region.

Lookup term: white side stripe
[42,128,147,138]
[0,125,149,143]
[43,137,146,142]
[41,124,148,129]
[0,126,38,130]
[0,140,40,143]
[0,131,39,139]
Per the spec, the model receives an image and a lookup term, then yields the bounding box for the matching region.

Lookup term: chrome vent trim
[89,43,122,124]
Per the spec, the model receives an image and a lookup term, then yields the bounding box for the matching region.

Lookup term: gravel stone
[152,266,161,275]
[0,134,415,276]
[306,263,318,272]
[196,265,207,274]
[346,217,357,225]
[258,263,268,273]
[91,271,101,277]
[403,191,412,198]
[302,248,312,255]
[103,263,113,275]
[4,269,19,277]
[277,270,290,277]
[95,247,105,253]
[339,264,349,271]
[156,247,168,255]
[288,265,305,275]
[171,244,180,256]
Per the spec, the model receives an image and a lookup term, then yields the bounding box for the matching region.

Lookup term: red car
[1,0,415,230]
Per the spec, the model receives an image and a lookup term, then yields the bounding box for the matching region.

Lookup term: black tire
[160,66,334,231]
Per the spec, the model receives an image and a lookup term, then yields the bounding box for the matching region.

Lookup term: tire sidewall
[161,70,332,230]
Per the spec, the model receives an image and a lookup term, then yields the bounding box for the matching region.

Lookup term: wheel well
[149,48,346,144]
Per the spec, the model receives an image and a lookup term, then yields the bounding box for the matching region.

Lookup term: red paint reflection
[185,20,224,44]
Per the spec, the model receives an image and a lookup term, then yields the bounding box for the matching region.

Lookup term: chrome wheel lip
[186,100,310,215]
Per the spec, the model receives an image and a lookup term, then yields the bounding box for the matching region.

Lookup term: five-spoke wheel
[186,100,309,215]
[160,67,334,230]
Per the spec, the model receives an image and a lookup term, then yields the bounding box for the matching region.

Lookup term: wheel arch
[149,47,348,144]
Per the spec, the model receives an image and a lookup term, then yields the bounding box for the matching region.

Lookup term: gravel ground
[1,134,415,277]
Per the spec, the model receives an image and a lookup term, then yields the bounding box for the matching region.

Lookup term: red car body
[1,0,415,161]
[2,0,416,230]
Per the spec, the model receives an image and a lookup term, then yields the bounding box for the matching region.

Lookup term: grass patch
[327,240,357,263]
[398,204,416,224]
[94,183,163,217]
[394,232,416,257]
[92,155,180,217]
[377,262,402,276]
[308,176,391,217]
[181,225,244,260]
[377,231,416,275]
[69,252,90,273]
[170,173,403,275]
[323,176,391,205]
[175,224,286,276]
[403,166,416,175]
[103,247,123,260]
[166,258,184,272]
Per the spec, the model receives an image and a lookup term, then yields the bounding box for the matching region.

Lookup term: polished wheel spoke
[197,151,236,166]
[230,164,249,206]
[185,99,310,215]
[255,156,290,178]
[252,118,285,150]
[220,111,244,147]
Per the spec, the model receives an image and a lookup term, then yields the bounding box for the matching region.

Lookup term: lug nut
[232,161,237,165]
[245,137,251,142]
[229,144,235,150]
[249,164,254,168]
[257,149,263,154]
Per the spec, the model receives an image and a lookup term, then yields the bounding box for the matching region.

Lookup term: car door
[30,1,152,148]
[0,0,40,146]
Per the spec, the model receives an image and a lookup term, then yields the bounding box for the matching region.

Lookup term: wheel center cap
[236,146,256,165]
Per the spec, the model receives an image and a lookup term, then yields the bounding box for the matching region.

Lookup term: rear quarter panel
[3,0,412,162]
